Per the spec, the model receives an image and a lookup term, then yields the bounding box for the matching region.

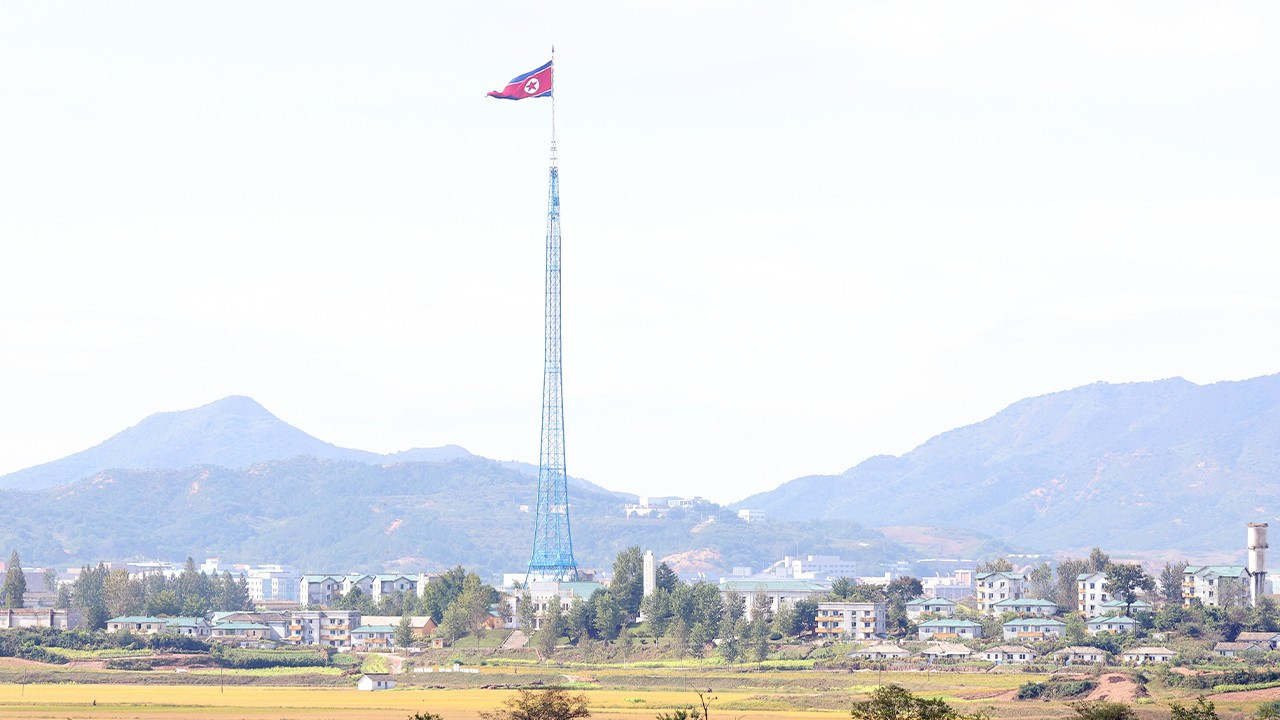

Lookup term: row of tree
[62,558,253,628]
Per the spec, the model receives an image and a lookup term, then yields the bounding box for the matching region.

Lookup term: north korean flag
[487,60,553,100]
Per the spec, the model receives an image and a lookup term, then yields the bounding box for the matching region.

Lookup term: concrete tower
[1249,522,1268,606]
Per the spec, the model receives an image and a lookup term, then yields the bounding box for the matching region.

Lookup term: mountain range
[2,374,1277,573]
[736,374,1280,553]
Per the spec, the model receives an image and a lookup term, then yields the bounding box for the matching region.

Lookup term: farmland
[0,663,1274,720]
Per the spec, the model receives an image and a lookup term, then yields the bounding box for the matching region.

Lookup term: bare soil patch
[1085,673,1146,703]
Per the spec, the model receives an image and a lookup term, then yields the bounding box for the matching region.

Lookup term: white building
[718,579,827,621]
[814,601,887,640]
[981,645,1037,664]
[1076,572,1110,617]
[904,597,957,620]
[975,572,1025,614]
[1183,566,1252,607]
[357,674,397,691]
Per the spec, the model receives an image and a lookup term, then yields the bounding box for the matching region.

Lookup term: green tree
[591,590,625,641]
[41,567,58,596]
[1087,548,1111,573]
[830,577,857,600]
[407,713,444,720]
[851,684,985,720]
[1055,557,1090,612]
[102,568,143,618]
[747,617,770,662]
[566,596,591,644]
[519,588,536,633]
[1254,699,1280,718]
[1160,561,1189,607]
[1103,563,1156,616]
[72,562,109,629]
[791,598,819,637]
[642,588,674,636]
[394,614,415,648]
[1170,696,1217,720]
[611,546,645,621]
[655,562,679,593]
[539,599,564,657]
[438,597,469,644]
[1067,701,1136,720]
[480,688,590,720]
[976,557,1013,573]
[422,566,467,622]
[1027,562,1054,601]
[2,550,26,608]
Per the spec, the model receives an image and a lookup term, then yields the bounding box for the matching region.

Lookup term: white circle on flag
[524,78,540,94]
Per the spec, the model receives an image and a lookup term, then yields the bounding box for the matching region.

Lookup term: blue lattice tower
[527,126,578,581]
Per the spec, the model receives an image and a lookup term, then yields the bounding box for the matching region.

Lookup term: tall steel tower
[527,87,578,581]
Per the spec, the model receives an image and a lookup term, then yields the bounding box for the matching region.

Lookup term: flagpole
[550,45,557,169]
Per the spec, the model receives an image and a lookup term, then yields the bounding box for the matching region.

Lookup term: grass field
[0,664,1272,720]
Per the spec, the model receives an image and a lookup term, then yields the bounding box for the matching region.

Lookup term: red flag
[487,60,553,100]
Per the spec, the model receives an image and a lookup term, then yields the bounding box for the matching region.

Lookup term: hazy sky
[2,2,1278,504]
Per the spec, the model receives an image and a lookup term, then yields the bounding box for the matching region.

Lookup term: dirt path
[1085,673,1145,703]
[501,631,529,650]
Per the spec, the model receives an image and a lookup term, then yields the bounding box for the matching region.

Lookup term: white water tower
[1249,522,1269,606]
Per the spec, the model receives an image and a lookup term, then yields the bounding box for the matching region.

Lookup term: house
[0,608,83,630]
[976,572,1026,615]
[904,597,956,620]
[917,619,983,641]
[991,597,1059,617]
[1002,618,1066,640]
[106,616,208,635]
[921,643,972,661]
[164,618,212,637]
[352,625,398,649]
[1086,615,1137,635]
[1055,646,1109,665]
[362,615,437,639]
[1099,598,1154,615]
[1121,646,1175,664]
[357,673,397,691]
[849,643,910,660]
[298,575,346,606]
[1077,572,1110,617]
[210,622,273,643]
[981,645,1037,664]
[287,610,361,647]
[1214,641,1267,658]
[1235,632,1280,650]
[717,579,826,622]
[210,612,287,641]
[814,602,887,640]
[1183,566,1251,607]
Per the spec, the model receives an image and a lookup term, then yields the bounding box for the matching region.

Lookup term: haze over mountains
[1,374,1276,573]
[736,374,1280,553]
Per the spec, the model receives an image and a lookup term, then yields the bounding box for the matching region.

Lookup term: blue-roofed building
[917,618,983,641]
[1002,617,1066,640]
[1087,615,1137,635]
[1184,565,1252,607]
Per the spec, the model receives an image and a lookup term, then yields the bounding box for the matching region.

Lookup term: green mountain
[0,398,909,576]
[734,374,1280,552]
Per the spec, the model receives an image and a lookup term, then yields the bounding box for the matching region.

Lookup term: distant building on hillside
[0,608,83,630]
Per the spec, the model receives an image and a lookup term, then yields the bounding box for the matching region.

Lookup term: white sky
[2,2,1278,504]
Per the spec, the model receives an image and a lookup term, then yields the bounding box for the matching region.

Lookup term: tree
[791,599,819,637]
[1027,563,1054,601]
[41,568,58,596]
[438,598,469,644]
[850,684,985,720]
[480,689,590,720]
[610,547,645,621]
[1170,696,1218,720]
[407,713,444,720]
[1160,561,1189,607]
[1103,563,1155,617]
[539,599,564,657]
[102,568,143,618]
[1067,701,1136,720]
[2,550,26,608]
[642,589,674,636]
[1087,548,1111,573]
[591,590,624,641]
[975,557,1013,573]
[655,562,678,593]
[71,563,109,628]
[566,597,591,644]
[519,588,536,633]
[1055,557,1090,611]
[395,614,415,648]
[830,577,857,600]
